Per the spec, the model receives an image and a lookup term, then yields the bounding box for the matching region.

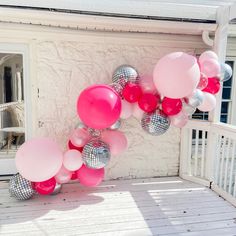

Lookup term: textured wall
[34,34,202,180]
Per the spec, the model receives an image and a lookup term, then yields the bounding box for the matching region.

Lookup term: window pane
[220,115,228,123]
[221,102,229,114]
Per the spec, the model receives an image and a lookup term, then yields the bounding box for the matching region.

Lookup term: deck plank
[0,177,236,235]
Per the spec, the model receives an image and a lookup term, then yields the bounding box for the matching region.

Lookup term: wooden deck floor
[0,177,236,236]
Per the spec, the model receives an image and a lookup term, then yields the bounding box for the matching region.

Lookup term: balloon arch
[9,51,232,200]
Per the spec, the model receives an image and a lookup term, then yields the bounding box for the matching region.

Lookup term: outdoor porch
[1,177,236,236]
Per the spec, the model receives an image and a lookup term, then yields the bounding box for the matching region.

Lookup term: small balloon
[50,183,62,195]
[132,103,145,120]
[109,119,121,130]
[68,140,84,153]
[120,100,133,119]
[141,110,170,136]
[220,63,233,82]
[70,128,90,147]
[82,139,111,169]
[162,97,182,116]
[9,173,35,200]
[112,65,139,87]
[182,101,197,116]
[197,73,208,90]
[55,166,72,184]
[138,93,159,113]
[122,83,142,103]
[139,75,157,94]
[199,51,218,65]
[170,111,188,128]
[198,92,216,112]
[200,58,220,78]
[202,77,221,94]
[63,149,83,171]
[34,177,56,195]
[185,89,204,108]
[71,171,78,180]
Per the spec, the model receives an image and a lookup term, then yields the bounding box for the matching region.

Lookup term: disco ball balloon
[109,119,121,130]
[87,128,102,137]
[141,111,170,136]
[109,83,123,97]
[50,183,62,195]
[182,101,197,116]
[184,89,204,108]
[82,139,111,169]
[9,173,35,200]
[112,65,139,87]
[220,63,233,82]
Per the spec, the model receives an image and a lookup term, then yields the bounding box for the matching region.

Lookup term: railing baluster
[214,134,221,185]
[194,129,199,177]
[200,130,206,178]
[219,137,227,188]
[229,140,236,195]
[223,138,231,191]
[188,128,192,176]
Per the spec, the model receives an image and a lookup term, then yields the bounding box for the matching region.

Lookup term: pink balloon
[197,73,208,90]
[198,92,216,112]
[200,59,220,78]
[170,111,188,128]
[70,128,90,147]
[101,130,128,156]
[132,103,144,120]
[77,165,104,187]
[15,138,63,182]
[199,51,218,65]
[153,52,200,98]
[139,75,157,94]
[77,84,121,129]
[34,177,56,195]
[55,166,72,184]
[120,100,133,119]
[63,149,83,171]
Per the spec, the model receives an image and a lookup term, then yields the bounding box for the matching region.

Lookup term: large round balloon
[153,52,200,98]
[77,84,122,129]
[15,138,63,182]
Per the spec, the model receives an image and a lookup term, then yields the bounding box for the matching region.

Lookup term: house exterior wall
[0,23,208,179]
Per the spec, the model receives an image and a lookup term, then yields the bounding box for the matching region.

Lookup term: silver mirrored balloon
[220,63,233,82]
[109,83,123,97]
[182,101,197,116]
[109,119,121,130]
[50,183,62,195]
[112,65,139,87]
[87,128,102,137]
[9,173,35,200]
[184,89,204,108]
[141,111,170,136]
[82,139,111,169]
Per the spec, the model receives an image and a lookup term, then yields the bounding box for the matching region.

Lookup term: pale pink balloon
[139,75,157,94]
[63,149,83,171]
[198,92,216,112]
[170,111,188,128]
[199,51,218,65]
[15,138,63,182]
[101,130,128,156]
[70,128,90,147]
[153,52,200,98]
[120,100,133,119]
[132,103,144,120]
[200,58,220,78]
[55,166,72,184]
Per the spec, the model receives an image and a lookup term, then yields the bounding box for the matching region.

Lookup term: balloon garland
[9,51,232,200]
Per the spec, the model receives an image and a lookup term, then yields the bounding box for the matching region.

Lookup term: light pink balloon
[120,100,133,119]
[70,128,90,147]
[55,166,72,184]
[101,130,128,156]
[198,92,216,112]
[139,75,157,94]
[170,111,188,128]
[63,149,83,171]
[200,58,220,78]
[132,103,144,120]
[15,138,63,182]
[153,52,200,98]
[199,51,218,65]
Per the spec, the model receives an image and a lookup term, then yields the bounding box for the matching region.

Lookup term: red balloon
[122,83,142,103]
[77,84,121,129]
[71,171,78,180]
[202,77,220,94]
[34,177,56,195]
[138,93,159,112]
[162,97,182,116]
[68,140,84,153]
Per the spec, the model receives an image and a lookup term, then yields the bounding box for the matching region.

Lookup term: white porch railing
[180,120,236,206]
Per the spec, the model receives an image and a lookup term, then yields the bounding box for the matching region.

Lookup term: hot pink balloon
[15,138,63,182]
[101,130,128,156]
[120,100,133,119]
[139,75,157,94]
[132,103,144,120]
[198,92,216,112]
[70,128,90,147]
[77,84,121,129]
[55,166,72,184]
[199,51,218,65]
[170,111,188,128]
[63,149,83,171]
[153,52,200,98]
[77,165,104,187]
[34,177,56,195]
[200,58,220,78]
